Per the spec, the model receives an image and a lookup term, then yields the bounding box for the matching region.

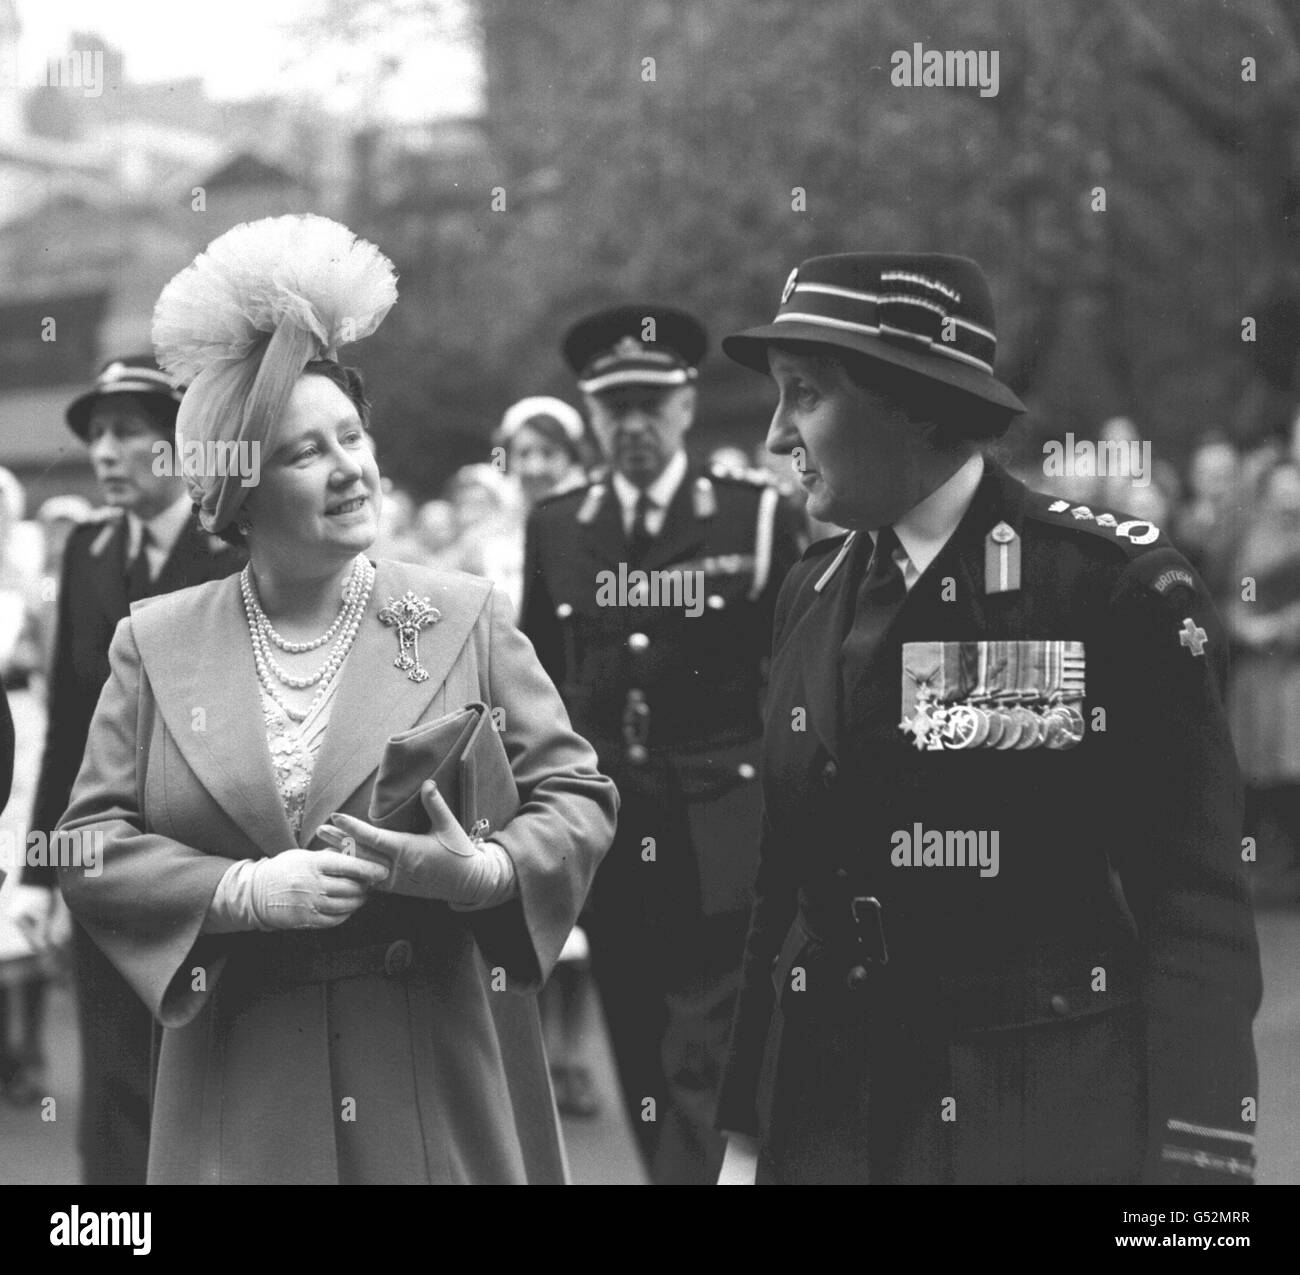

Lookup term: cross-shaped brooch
[378,591,441,682]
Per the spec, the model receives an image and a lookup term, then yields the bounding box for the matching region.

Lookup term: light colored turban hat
[151,214,398,534]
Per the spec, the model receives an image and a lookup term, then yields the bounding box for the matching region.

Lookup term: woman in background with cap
[56,215,616,1184]
[449,399,589,616]
[714,252,1259,1185]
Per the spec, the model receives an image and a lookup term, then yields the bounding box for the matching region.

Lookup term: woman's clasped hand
[320,780,516,910]
[220,848,388,931]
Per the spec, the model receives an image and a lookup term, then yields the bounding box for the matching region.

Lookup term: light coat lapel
[297,560,491,838]
[132,573,295,855]
[133,560,493,853]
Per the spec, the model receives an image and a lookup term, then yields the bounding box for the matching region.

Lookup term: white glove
[716,1132,760,1186]
[322,781,516,910]
[210,849,389,932]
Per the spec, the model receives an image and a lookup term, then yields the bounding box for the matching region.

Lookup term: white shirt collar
[873,451,984,587]
[125,490,192,563]
[611,448,689,521]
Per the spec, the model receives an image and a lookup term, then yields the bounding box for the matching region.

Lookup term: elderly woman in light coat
[57,216,617,1184]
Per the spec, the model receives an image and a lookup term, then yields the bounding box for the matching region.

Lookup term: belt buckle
[850,896,889,966]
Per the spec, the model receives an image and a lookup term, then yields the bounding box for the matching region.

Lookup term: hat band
[94,378,184,401]
[773,309,995,376]
[579,366,694,394]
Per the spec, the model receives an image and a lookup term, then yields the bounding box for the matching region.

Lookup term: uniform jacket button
[821,759,838,788]
[834,868,849,882]
[384,939,413,976]
[1049,993,1071,1017]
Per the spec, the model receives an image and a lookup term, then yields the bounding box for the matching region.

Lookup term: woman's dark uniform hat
[65,355,186,441]
[723,253,1025,415]
[563,304,708,395]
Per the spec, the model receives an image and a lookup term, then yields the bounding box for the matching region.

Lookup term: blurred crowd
[3,402,1300,1116]
[1015,414,1300,908]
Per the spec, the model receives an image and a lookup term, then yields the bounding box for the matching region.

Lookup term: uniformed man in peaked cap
[10,355,244,1183]
[712,252,1262,1185]
[522,304,804,1183]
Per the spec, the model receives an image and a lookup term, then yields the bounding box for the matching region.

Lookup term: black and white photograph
[0,0,1294,1242]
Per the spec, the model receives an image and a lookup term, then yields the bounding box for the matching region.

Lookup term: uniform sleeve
[470,585,617,990]
[1106,549,1262,1184]
[56,616,236,1028]
[25,535,92,885]
[715,563,809,1134]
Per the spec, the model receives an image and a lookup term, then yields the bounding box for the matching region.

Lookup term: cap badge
[102,362,126,381]
[780,267,799,306]
[613,335,645,358]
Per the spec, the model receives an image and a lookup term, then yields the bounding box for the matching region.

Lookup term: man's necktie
[125,526,152,603]
[627,491,654,566]
[839,526,907,702]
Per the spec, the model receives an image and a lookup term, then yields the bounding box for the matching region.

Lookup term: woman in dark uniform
[715,253,1261,1186]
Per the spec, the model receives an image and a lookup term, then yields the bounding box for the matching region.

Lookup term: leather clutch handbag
[368,702,519,842]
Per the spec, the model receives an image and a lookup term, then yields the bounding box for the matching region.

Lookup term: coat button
[555,603,573,619]
[846,964,870,992]
[627,632,650,653]
[1049,993,1071,1017]
[821,759,838,788]
[384,940,414,976]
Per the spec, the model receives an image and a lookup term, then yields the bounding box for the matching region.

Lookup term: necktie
[627,491,654,566]
[125,526,152,602]
[839,526,906,702]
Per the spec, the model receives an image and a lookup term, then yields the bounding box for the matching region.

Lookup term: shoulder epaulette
[1023,489,1167,556]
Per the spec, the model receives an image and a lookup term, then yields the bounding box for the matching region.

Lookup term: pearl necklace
[241,557,376,723]
[250,556,365,653]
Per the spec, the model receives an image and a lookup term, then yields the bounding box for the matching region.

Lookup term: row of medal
[898,639,1087,752]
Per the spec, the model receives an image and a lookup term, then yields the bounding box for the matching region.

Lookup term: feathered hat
[152,214,398,533]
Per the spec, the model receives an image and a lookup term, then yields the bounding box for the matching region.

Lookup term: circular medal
[979,705,1005,748]
[1045,704,1085,750]
[1012,706,1042,749]
[993,707,1022,749]
[942,704,982,750]
[1039,710,1066,750]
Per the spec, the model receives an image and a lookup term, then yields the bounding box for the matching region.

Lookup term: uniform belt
[238,935,441,991]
